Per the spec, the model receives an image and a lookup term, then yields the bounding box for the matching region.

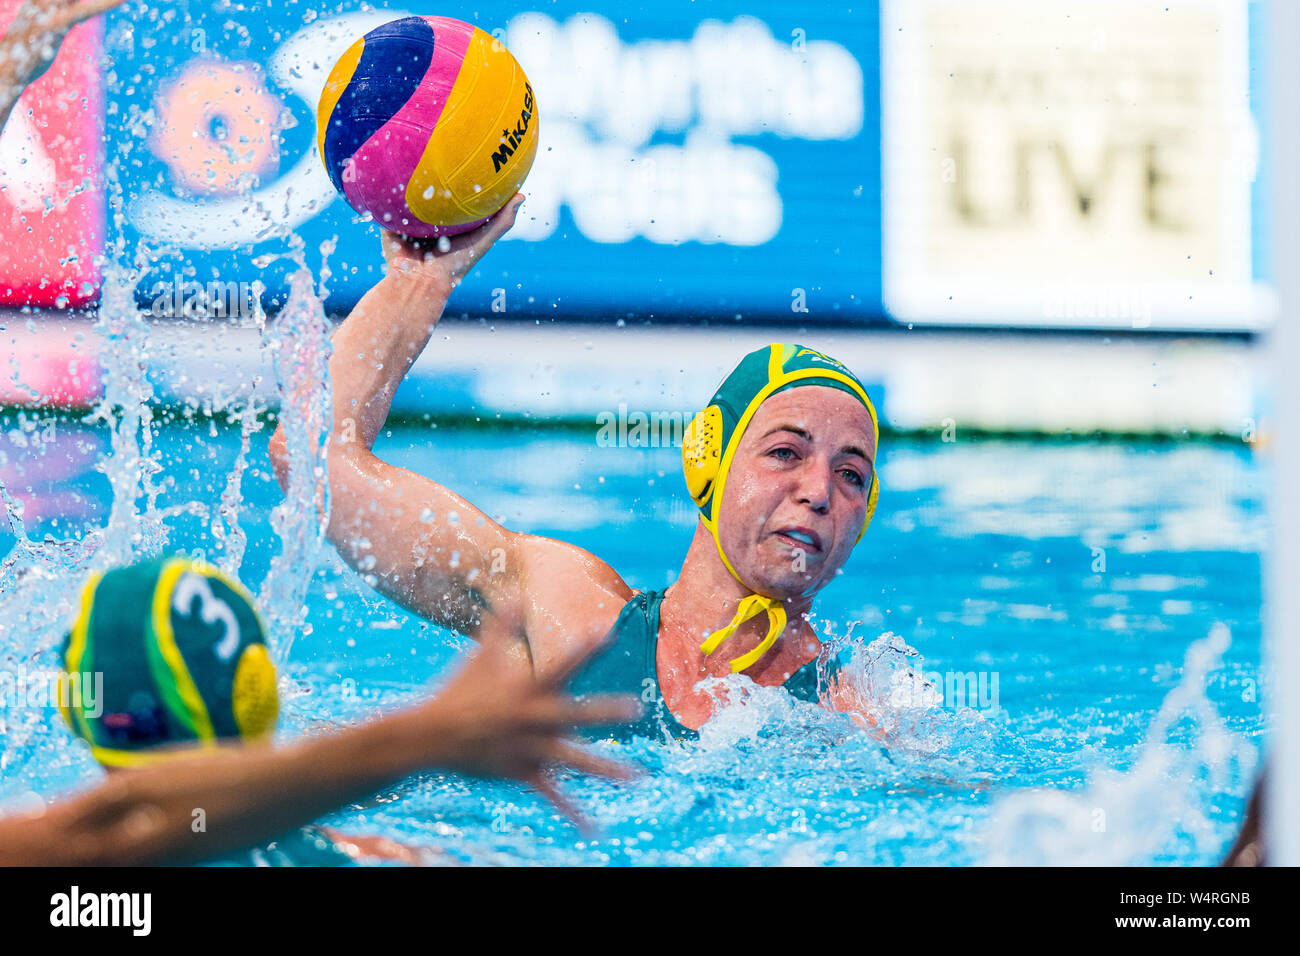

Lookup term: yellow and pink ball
[317,16,537,238]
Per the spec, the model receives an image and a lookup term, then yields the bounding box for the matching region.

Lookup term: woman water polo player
[271,197,880,736]
[3,554,637,865]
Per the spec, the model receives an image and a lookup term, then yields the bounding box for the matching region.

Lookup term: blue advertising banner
[102,0,883,322]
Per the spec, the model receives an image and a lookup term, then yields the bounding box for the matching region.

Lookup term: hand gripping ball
[317,15,538,238]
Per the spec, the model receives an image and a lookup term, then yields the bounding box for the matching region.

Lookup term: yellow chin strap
[683,345,880,674]
[699,594,789,674]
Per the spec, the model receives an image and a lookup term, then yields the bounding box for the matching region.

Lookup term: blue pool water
[0,414,1266,865]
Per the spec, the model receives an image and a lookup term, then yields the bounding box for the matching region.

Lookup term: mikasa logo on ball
[492,82,535,173]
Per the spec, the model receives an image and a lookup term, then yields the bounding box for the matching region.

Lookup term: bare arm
[0,640,639,866]
[270,201,631,671]
[0,0,124,132]
[273,226,512,636]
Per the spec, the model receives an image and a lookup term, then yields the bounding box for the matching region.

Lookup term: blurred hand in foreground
[415,635,642,829]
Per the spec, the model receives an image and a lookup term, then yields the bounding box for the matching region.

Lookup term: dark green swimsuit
[568,589,828,739]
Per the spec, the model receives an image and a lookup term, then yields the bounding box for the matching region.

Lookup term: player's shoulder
[516,534,631,596]
[515,534,635,647]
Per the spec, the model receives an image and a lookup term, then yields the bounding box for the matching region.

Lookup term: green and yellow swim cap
[681,344,880,673]
[60,555,279,768]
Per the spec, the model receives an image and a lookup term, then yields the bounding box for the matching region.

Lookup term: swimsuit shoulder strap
[569,588,695,740]
[567,589,662,699]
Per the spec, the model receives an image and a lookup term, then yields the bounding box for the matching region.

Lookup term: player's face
[715,387,875,600]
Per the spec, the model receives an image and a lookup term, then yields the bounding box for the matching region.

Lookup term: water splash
[259,255,334,665]
[0,254,169,781]
[0,251,170,658]
[551,630,1018,864]
[210,398,262,578]
[980,623,1255,865]
[379,630,1019,866]
[0,468,33,591]
[0,41,342,798]
[86,257,167,567]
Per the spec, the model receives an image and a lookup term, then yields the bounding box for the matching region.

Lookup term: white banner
[882,0,1270,330]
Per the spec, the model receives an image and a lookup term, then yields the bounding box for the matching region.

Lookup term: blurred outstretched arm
[0,639,639,865]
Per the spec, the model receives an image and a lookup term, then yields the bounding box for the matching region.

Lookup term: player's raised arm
[270,198,531,639]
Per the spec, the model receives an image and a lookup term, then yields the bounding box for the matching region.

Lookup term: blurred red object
[0,0,105,308]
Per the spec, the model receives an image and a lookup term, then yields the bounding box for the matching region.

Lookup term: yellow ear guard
[683,344,881,673]
[60,555,280,768]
